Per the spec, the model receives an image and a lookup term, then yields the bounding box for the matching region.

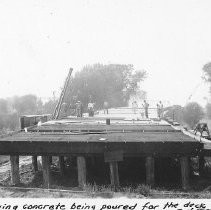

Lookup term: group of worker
[132,100,164,119]
[60,96,95,118]
[61,96,110,118]
[132,100,149,118]
[62,97,164,119]
[75,100,95,117]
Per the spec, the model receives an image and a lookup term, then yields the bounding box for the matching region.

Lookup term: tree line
[164,102,204,129]
[0,64,147,132]
[164,61,211,129]
[64,64,146,110]
[0,95,57,133]
[1,62,211,133]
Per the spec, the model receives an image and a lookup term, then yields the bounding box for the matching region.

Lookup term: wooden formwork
[2,116,203,190]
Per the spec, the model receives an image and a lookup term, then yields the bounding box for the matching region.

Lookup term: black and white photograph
[0,0,211,201]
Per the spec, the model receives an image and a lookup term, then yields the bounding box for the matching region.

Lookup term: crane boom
[52,68,73,120]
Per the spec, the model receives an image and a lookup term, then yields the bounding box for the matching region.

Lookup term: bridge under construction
[0,68,209,191]
[0,107,205,190]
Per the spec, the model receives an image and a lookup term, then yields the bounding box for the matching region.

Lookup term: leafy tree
[36,98,43,114]
[42,99,58,114]
[12,94,41,115]
[0,99,9,114]
[0,113,19,131]
[164,105,184,124]
[205,103,211,119]
[203,62,211,81]
[203,62,211,92]
[64,64,146,110]
[183,102,204,129]
[129,90,147,105]
[0,95,56,132]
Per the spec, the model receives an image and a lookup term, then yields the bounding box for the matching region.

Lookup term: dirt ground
[0,156,211,198]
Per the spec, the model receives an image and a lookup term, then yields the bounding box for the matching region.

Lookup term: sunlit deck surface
[0,108,202,156]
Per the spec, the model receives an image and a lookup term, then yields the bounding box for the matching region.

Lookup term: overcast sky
[0,0,211,106]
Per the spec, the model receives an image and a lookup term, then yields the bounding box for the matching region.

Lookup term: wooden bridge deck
[0,117,202,156]
[0,131,201,157]
[0,109,203,190]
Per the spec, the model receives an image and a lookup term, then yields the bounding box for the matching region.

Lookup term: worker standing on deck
[142,100,149,118]
[76,101,83,117]
[88,98,95,117]
[157,101,164,119]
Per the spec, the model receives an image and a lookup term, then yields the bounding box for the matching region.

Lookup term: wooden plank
[109,161,119,189]
[32,156,38,172]
[31,123,173,129]
[180,156,190,190]
[42,156,51,188]
[104,151,123,162]
[30,124,175,132]
[77,156,86,188]
[59,156,65,176]
[145,156,155,186]
[0,141,202,156]
[0,132,199,143]
[10,155,20,185]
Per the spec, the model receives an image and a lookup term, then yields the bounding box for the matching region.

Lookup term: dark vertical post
[199,155,205,177]
[106,119,110,125]
[180,156,190,190]
[77,156,86,188]
[109,161,119,189]
[10,155,20,185]
[146,156,155,186]
[49,156,52,165]
[42,156,51,188]
[59,156,65,176]
[32,156,38,172]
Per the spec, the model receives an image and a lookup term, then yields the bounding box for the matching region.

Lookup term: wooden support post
[42,156,51,188]
[10,155,20,185]
[37,157,42,171]
[199,155,205,177]
[109,161,119,189]
[180,156,190,190]
[145,156,155,186]
[49,156,52,165]
[59,156,65,176]
[77,156,86,188]
[32,156,38,172]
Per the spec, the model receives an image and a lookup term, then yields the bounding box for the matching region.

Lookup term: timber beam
[42,156,51,188]
[109,161,120,190]
[0,141,201,156]
[199,155,205,177]
[32,156,38,172]
[180,156,190,190]
[145,156,155,186]
[77,156,86,188]
[59,156,65,176]
[10,155,20,185]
